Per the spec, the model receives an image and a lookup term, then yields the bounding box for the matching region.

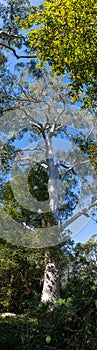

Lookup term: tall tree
[0,72,97,304]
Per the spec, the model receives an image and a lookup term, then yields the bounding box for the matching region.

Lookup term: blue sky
[31,0,43,4]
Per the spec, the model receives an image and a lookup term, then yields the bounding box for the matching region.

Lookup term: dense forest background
[0,237,97,349]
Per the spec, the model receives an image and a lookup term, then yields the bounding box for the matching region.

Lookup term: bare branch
[0,41,36,59]
[55,124,63,132]
[60,159,90,172]
[15,147,45,153]
[74,159,90,167]
[60,162,76,178]
[85,123,95,139]
[2,104,42,129]
[16,84,52,118]
[55,108,65,124]
[60,162,72,170]
[62,200,97,232]
[59,94,66,106]
[2,103,47,140]
[18,84,34,102]
[0,30,25,40]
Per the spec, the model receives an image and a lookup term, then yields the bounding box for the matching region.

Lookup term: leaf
[45,335,51,344]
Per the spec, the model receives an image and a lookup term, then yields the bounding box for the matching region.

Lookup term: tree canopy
[0,1,97,106]
[16,0,97,106]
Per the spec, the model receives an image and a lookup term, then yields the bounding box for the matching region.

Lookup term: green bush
[0,299,97,350]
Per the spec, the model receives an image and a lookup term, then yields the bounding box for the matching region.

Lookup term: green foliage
[0,143,16,171]
[2,168,56,228]
[28,164,49,202]
[0,239,97,349]
[0,239,44,313]
[88,142,97,174]
[1,1,97,105]
[16,0,97,106]
[0,288,97,350]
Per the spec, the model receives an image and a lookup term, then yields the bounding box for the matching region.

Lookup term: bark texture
[41,133,60,304]
[41,249,60,304]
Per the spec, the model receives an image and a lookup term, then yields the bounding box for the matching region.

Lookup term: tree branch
[55,108,65,124]
[0,41,36,59]
[15,147,45,153]
[60,159,90,172]
[2,103,47,140]
[60,162,73,170]
[0,30,25,40]
[16,84,52,115]
[62,200,97,232]
[2,105,42,129]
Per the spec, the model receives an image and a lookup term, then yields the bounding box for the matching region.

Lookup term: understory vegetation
[0,238,97,350]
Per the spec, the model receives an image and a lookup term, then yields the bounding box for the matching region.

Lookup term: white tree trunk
[41,249,60,304]
[41,135,60,304]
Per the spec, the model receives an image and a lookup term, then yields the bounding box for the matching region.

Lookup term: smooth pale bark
[47,136,59,217]
[41,249,60,304]
[41,133,60,304]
